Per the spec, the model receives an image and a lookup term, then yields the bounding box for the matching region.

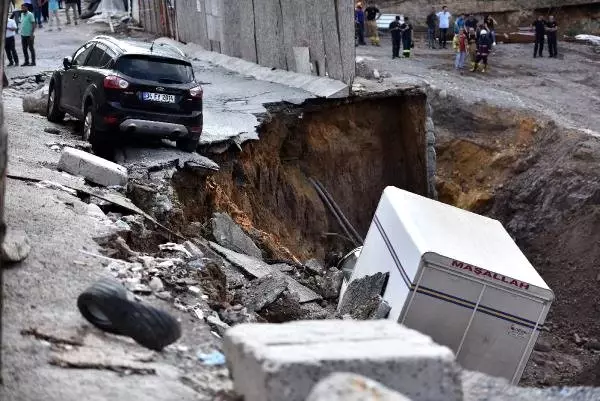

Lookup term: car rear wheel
[47,86,65,123]
[83,106,114,160]
[176,136,200,153]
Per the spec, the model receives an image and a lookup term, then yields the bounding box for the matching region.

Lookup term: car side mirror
[63,56,73,70]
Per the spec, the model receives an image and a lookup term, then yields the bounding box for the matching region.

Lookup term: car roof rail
[93,35,124,51]
[155,42,186,58]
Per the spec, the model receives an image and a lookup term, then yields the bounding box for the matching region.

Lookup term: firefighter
[389,16,402,59]
[471,29,491,73]
[400,17,413,58]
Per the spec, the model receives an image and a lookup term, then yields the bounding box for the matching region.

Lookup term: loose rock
[22,85,49,116]
[306,373,413,401]
[337,273,389,319]
[304,259,324,275]
[211,213,262,259]
[206,313,231,337]
[2,229,31,263]
[219,304,258,326]
[149,277,164,292]
[315,269,344,299]
[236,274,288,312]
[534,340,552,353]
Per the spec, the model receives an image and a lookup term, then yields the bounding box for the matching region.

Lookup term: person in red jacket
[454,28,467,69]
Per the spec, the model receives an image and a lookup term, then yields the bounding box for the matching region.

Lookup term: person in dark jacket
[471,29,491,72]
[426,7,437,49]
[389,16,401,59]
[532,15,546,58]
[400,17,413,58]
[546,15,558,57]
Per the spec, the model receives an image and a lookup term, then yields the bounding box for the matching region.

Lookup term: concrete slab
[320,0,344,82]
[116,147,220,171]
[157,38,349,98]
[224,320,463,401]
[238,0,257,63]
[307,373,413,401]
[253,0,286,70]
[58,147,128,187]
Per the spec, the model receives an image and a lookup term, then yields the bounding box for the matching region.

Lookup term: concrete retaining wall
[139,0,355,85]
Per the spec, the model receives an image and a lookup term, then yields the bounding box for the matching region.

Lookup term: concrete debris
[210,242,321,303]
[337,273,389,319]
[49,348,157,375]
[306,373,413,401]
[314,269,344,299]
[149,277,165,292]
[224,320,462,401]
[211,212,262,259]
[22,85,49,116]
[183,240,204,259]
[44,127,61,135]
[219,305,258,326]
[304,259,324,275]
[58,147,128,187]
[236,274,288,312]
[206,312,231,337]
[2,228,31,263]
[159,242,193,259]
[260,291,305,323]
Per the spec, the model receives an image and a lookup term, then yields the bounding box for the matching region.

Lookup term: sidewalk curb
[156,38,350,99]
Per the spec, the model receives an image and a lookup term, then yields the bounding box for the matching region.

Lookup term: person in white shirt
[436,5,452,49]
[5,13,19,67]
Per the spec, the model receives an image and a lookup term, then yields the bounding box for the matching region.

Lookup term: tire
[83,105,114,160]
[176,136,200,153]
[77,277,129,335]
[77,278,182,351]
[47,84,65,123]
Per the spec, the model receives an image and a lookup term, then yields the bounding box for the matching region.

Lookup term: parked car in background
[47,36,203,156]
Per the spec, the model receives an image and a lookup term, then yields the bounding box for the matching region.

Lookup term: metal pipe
[312,178,363,245]
[309,178,360,248]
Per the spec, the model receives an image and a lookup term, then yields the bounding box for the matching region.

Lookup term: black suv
[47,36,203,153]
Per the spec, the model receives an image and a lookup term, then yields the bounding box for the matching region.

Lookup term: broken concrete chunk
[149,276,164,292]
[206,312,231,337]
[22,85,49,116]
[337,273,389,319]
[260,291,305,323]
[219,305,259,326]
[304,259,324,275]
[159,242,193,259]
[58,147,128,187]
[237,274,288,312]
[211,212,262,259]
[224,320,462,401]
[183,240,204,258]
[2,228,31,263]
[307,373,414,401]
[211,242,322,303]
[315,269,344,299]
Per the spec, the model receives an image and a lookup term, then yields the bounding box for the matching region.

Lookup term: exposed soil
[431,91,600,387]
[172,92,429,262]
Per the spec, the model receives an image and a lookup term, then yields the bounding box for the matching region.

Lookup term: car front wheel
[176,136,200,153]
[47,85,65,123]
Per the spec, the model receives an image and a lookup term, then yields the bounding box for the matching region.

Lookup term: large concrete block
[320,0,344,81]
[224,320,463,401]
[58,147,128,187]
[254,0,286,69]
[238,0,257,62]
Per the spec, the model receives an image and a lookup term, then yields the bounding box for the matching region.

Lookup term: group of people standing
[532,15,559,58]
[5,0,81,67]
[426,7,498,50]
[452,27,493,72]
[355,2,382,46]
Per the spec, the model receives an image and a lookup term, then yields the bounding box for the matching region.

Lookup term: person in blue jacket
[355,3,366,45]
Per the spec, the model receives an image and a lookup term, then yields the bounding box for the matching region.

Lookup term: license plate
[142,92,176,103]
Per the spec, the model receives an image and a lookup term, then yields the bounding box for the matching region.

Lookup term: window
[85,43,113,68]
[116,56,194,84]
[72,43,94,66]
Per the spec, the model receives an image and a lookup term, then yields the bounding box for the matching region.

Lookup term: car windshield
[116,56,194,84]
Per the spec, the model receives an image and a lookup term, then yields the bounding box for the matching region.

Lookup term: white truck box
[340,187,554,384]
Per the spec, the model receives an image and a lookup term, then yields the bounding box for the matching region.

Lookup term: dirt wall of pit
[173,90,429,261]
